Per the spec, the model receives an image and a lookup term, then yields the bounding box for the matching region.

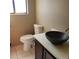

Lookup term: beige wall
[36,0,69,32]
[10,0,69,46]
[10,0,36,46]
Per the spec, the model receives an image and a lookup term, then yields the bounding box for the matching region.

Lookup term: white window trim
[10,0,29,15]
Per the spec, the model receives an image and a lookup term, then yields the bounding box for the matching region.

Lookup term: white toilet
[20,24,43,51]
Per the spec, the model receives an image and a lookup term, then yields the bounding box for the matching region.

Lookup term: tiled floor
[10,45,35,59]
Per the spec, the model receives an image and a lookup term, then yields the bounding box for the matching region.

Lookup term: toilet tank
[34,24,44,34]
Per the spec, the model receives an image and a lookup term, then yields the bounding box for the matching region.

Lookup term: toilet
[20,24,43,51]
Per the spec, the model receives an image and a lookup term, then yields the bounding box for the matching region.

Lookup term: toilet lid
[20,34,34,42]
[21,34,33,39]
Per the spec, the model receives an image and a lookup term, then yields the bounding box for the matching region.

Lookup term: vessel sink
[45,31,69,45]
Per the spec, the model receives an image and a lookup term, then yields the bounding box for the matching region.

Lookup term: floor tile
[10,45,35,59]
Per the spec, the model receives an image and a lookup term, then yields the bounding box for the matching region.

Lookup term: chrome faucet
[65,28,69,32]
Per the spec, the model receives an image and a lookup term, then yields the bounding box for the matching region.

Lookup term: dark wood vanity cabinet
[35,40,56,59]
[35,40,43,59]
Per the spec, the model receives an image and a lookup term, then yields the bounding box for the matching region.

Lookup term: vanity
[34,33,69,59]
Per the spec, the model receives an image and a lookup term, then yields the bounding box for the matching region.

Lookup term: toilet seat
[20,34,34,43]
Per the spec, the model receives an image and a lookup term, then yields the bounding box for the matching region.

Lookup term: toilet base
[23,41,35,51]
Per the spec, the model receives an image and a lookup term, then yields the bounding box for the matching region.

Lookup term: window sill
[10,13,28,15]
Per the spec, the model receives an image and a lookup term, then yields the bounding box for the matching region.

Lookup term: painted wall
[10,0,36,46]
[36,0,69,32]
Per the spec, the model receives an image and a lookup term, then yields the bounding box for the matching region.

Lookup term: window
[10,0,14,13]
[10,0,28,14]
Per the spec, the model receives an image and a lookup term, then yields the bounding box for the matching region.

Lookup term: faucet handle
[65,28,69,32]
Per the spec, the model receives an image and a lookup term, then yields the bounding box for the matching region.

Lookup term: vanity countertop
[34,33,69,59]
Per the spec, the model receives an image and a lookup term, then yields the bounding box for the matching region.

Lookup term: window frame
[10,0,28,15]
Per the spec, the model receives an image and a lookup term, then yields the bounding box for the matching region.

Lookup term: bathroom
[10,0,69,59]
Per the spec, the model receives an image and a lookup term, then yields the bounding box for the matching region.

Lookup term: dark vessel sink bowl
[45,31,69,45]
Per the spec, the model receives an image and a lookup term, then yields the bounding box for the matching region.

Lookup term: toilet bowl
[20,34,34,51]
[20,24,43,51]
